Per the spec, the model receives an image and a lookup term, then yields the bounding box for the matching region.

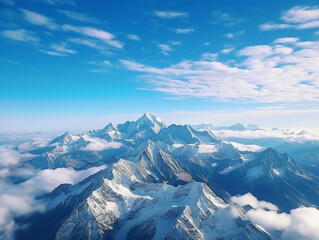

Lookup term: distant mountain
[191,123,214,131]
[214,123,260,131]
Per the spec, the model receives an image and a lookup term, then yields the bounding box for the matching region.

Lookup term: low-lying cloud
[0,145,35,167]
[82,138,122,151]
[232,193,319,240]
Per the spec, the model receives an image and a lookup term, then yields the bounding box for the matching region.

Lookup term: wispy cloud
[153,10,188,18]
[62,24,123,48]
[220,47,234,54]
[171,28,194,34]
[40,50,65,56]
[21,9,58,30]
[88,60,113,73]
[41,42,77,56]
[260,6,319,31]
[51,42,77,54]
[68,37,112,55]
[211,11,245,26]
[157,43,172,55]
[120,38,319,103]
[1,29,40,42]
[57,9,99,24]
[273,37,299,44]
[40,0,75,6]
[201,52,218,61]
[127,34,141,41]
[223,31,244,38]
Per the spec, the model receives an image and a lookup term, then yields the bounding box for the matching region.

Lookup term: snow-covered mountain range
[5,113,319,239]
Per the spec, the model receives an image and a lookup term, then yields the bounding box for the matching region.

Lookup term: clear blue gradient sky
[1,0,319,132]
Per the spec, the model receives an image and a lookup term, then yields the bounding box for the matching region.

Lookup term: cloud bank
[232,193,319,240]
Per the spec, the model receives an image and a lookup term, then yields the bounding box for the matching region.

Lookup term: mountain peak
[50,131,74,144]
[137,113,166,133]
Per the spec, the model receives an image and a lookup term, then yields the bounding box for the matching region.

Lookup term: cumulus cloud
[282,6,319,23]
[82,138,122,151]
[260,6,319,31]
[1,29,40,42]
[153,10,188,18]
[231,193,319,240]
[231,193,278,211]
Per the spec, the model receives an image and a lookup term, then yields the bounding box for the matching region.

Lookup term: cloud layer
[232,193,319,240]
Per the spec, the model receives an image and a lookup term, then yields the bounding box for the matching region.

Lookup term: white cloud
[40,50,66,56]
[63,25,123,48]
[82,138,122,151]
[231,193,278,211]
[57,9,98,23]
[68,37,112,54]
[198,144,218,153]
[172,28,194,34]
[232,193,319,240]
[157,43,172,55]
[224,33,234,38]
[153,10,188,18]
[20,165,106,192]
[127,34,141,41]
[238,45,273,57]
[228,141,265,152]
[50,42,77,54]
[246,208,291,231]
[1,29,40,42]
[220,47,234,54]
[0,164,105,239]
[273,37,299,44]
[260,6,319,31]
[201,52,218,61]
[21,9,58,30]
[282,6,319,23]
[169,40,181,46]
[259,23,294,31]
[120,37,319,103]
[0,145,35,167]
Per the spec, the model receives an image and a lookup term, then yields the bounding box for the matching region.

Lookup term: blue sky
[1,0,319,132]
